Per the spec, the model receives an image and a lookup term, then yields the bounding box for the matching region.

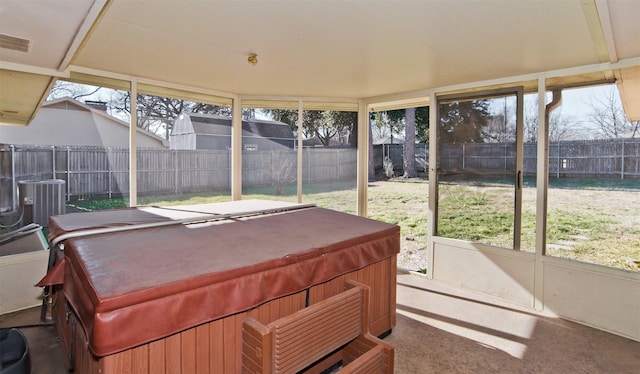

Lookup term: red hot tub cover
[46,202,400,357]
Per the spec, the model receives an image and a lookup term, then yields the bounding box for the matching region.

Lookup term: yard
[68,178,640,272]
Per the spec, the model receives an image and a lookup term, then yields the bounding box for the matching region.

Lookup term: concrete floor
[1,273,639,373]
[389,272,640,373]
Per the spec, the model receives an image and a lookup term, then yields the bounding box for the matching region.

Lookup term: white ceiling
[1,0,640,125]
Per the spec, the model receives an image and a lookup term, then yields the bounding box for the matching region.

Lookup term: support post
[129,79,138,207]
[231,96,242,200]
[356,101,368,217]
[66,147,70,200]
[427,91,438,279]
[297,100,303,203]
[11,145,16,211]
[534,78,549,311]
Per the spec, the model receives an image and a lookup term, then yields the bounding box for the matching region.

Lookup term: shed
[170,113,295,151]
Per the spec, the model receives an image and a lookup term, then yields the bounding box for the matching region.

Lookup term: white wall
[542,257,640,341]
[432,238,535,307]
[429,237,640,342]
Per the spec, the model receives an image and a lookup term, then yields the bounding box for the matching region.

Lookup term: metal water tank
[18,180,65,227]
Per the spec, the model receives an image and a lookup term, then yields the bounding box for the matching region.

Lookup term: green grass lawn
[68,177,640,272]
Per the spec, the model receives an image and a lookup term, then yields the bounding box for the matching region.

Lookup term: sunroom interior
[1,0,639,372]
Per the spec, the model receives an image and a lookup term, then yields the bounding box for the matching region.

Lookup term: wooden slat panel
[271,287,362,373]
[131,345,149,374]
[341,346,385,374]
[371,261,382,322]
[223,313,237,373]
[269,294,282,321]
[209,318,225,373]
[102,348,131,373]
[343,336,377,363]
[242,318,271,373]
[148,340,165,373]
[194,324,210,374]
[165,333,181,373]
[233,312,248,372]
[257,301,271,324]
[389,257,397,328]
[181,328,196,373]
[243,280,393,374]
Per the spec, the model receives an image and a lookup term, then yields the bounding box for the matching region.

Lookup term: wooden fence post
[621,138,625,180]
[173,150,178,194]
[556,142,561,179]
[462,144,465,170]
[107,148,112,199]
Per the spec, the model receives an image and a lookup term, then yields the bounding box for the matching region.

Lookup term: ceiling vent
[0,34,30,52]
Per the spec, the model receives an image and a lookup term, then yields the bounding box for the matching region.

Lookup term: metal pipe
[11,145,16,211]
[66,146,70,201]
[546,90,562,179]
[545,89,562,124]
[52,146,56,179]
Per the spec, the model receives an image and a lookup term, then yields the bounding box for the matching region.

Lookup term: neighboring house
[0,98,168,148]
[170,113,295,151]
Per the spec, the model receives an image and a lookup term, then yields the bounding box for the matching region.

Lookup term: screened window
[436,89,526,250]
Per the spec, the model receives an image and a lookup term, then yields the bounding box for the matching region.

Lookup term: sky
[560,84,617,119]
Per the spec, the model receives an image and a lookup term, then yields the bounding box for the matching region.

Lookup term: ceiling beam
[581,0,612,63]
[59,0,111,70]
[595,0,618,63]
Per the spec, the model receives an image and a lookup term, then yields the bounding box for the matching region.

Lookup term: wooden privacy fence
[3,139,638,211]
[0,144,357,211]
[377,138,640,179]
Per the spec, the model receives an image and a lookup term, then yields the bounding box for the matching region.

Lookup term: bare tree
[584,87,639,139]
[48,80,103,101]
[270,149,296,195]
[483,114,515,143]
[111,91,233,140]
[481,97,515,143]
[371,112,391,140]
[524,99,579,142]
[49,80,236,139]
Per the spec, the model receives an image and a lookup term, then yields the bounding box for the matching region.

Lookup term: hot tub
[42,200,399,373]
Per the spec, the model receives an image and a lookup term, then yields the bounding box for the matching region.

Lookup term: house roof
[173,113,294,139]
[1,0,640,126]
[0,97,167,147]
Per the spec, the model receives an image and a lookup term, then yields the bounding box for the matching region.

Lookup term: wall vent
[0,34,30,52]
